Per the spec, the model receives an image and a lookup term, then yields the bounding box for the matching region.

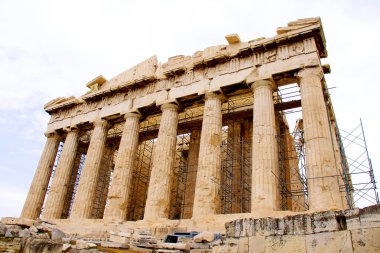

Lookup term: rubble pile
[0,218,216,252]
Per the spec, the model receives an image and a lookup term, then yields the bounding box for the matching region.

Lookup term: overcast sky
[0,0,379,218]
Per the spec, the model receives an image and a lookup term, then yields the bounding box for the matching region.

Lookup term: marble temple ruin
[17,17,358,233]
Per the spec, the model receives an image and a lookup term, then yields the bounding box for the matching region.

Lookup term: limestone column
[43,128,79,219]
[251,79,279,211]
[229,122,243,213]
[192,92,223,218]
[296,67,343,210]
[104,112,141,221]
[21,132,60,219]
[144,103,178,220]
[70,119,109,219]
[182,128,201,219]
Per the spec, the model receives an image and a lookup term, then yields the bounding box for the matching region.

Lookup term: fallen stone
[1,217,34,227]
[31,232,50,239]
[156,250,181,253]
[5,228,20,238]
[62,243,71,251]
[193,231,215,243]
[101,241,129,249]
[158,242,190,250]
[0,223,6,236]
[29,225,38,233]
[51,228,66,240]
[36,225,53,232]
[109,234,129,244]
[75,240,97,250]
[19,228,31,238]
[189,242,211,249]
[22,238,63,253]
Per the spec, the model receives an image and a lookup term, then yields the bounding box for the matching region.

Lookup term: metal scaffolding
[339,119,379,207]
[221,95,252,214]
[127,116,159,221]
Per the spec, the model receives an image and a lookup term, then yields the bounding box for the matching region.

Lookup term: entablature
[45,17,326,133]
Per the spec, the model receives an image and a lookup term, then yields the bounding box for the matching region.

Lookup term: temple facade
[20,17,352,225]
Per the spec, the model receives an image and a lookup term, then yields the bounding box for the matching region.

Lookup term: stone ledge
[225,205,380,238]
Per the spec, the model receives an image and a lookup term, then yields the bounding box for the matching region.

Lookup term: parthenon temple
[20,17,354,232]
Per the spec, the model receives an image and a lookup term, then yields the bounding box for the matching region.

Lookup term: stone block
[312,211,339,233]
[305,230,353,253]
[51,228,66,240]
[156,250,181,253]
[62,243,71,251]
[29,226,38,233]
[212,244,238,253]
[194,231,215,242]
[243,219,255,237]
[18,228,31,238]
[359,205,380,229]
[264,235,306,253]
[342,208,360,230]
[237,237,249,253]
[75,240,97,250]
[22,238,63,253]
[189,242,211,249]
[5,227,20,238]
[248,235,265,253]
[100,241,129,249]
[0,223,6,236]
[1,217,34,227]
[351,228,380,253]
[190,250,212,253]
[109,234,130,244]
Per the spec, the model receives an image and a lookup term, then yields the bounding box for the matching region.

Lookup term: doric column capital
[204,92,226,102]
[93,118,109,128]
[44,131,59,138]
[251,79,276,92]
[161,102,178,111]
[64,125,80,133]
[124,112,141,120]
[296,67,324,81]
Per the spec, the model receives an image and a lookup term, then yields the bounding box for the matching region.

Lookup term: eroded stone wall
[220,205,380,253]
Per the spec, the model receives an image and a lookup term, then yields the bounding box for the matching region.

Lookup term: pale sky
[0,0,379,217]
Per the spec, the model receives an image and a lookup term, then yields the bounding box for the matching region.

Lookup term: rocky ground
[0,218,215,253]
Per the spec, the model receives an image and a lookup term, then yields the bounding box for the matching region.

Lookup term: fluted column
[251,79,279,211]
[144,103,178,220]
[182,128,201,219]
[192,92,223,218]
[43,128,79,219]
[104,112,141,221]
[70,119,109,219]
[21,132,60,219]
[297,67,343,210]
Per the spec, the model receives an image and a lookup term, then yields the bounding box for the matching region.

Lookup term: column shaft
[297,67,343,210]
[251,79,279,211]
[104,113,141,220]
[192,93,223,217]
[229,122,243,213]
[70,119,109,219]
[43,129,79,219]
[21,133,60,219]
[144,103,178,220]
[182,128,201,219]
